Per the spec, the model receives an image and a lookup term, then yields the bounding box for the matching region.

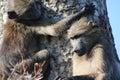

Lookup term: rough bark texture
[0,0,118,80]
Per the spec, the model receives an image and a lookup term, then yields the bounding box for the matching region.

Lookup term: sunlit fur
[68,17,120,80]
[0,0,94,79]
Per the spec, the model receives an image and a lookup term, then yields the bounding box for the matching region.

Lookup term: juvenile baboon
[67,17,120,80]
[55,18,95,80]
[0,0,95,79]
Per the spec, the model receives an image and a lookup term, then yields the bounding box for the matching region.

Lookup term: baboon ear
[7,11,18,19]
[87,21,94,26]
[87,21,99,28]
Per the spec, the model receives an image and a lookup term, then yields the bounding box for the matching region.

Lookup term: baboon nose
[7,11,18,19]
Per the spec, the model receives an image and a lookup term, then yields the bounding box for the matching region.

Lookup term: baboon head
[68,17,102,56]
[7,0,41,20]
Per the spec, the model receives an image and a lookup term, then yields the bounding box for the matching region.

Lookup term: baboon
[0,0,95,79]
[67,17,120,80]
[55,18,95,80]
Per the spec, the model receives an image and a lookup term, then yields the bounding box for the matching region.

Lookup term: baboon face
[68,18,100,56]
[7,0,41,20]
[70,35,87,56]
[70,32,96,56]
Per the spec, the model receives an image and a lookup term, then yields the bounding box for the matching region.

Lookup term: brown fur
[68,17,120,80]
[0,1,95,79]
[0,19,51,80]
[0,19,50,80]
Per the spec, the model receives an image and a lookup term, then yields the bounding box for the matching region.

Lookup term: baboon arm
[35,4,95,36]
[95,73,109,80]
[15,50,49,71]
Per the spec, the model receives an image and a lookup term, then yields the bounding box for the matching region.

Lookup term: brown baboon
[0,0,95,80]
[66,17,120,80]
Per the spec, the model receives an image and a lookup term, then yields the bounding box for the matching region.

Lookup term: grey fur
[0,0,95,79]
[68,17,120,80]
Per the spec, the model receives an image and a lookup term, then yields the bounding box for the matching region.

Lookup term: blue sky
[107,0,120,58]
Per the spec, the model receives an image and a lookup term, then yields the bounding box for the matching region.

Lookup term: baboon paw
[81,3,95,15]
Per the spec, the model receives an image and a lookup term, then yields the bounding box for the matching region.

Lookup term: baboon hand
[81,3,95,15]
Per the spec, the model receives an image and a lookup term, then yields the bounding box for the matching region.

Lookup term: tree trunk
[0,0,119,80]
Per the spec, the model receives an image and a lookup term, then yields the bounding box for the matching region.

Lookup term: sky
[106,0,120,58]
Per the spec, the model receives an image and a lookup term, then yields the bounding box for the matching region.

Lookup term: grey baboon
[67,17,120,80]
[0,0,95,80]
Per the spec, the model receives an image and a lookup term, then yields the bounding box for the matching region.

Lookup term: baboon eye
[71,34,83,39]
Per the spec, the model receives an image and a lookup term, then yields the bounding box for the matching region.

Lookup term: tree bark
[0,0,119,80]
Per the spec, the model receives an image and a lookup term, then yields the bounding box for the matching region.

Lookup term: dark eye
[70,34,82,39]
